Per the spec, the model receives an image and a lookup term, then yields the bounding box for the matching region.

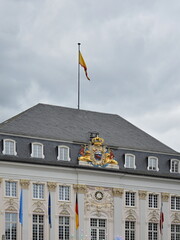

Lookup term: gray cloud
[0,0,180,151]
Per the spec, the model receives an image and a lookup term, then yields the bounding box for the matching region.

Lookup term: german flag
[75,193,79,229]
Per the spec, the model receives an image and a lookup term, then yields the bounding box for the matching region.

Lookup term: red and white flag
[160,203,164,235]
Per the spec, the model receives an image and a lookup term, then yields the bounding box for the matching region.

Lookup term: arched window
[57,146,70,161]
[147,156,159,171]
[3,139,17,156]
[170,159,180,173]
[124,154,136,169]
[31,142,44,158]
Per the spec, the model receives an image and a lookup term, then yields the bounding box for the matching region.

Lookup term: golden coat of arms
[78,135,118,168]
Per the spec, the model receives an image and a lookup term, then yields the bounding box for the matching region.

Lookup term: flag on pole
[19,189,23,224]
[48,192,52,228]
[75,193,79,229]
[79,51,90,80]
[160,203,164,234]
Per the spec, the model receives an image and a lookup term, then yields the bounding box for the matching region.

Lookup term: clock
[95,191,103,200]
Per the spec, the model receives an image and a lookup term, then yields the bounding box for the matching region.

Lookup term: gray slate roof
[0,103,178,154]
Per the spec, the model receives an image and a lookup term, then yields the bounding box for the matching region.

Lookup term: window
[171,159,180,173]
[149,194,158,208]
[90,218,106,240]
[5,213,17,240]
[125,192,135,207]
[124,154,136,169]
[32,214,44,240]
[59,186,70,201]
[33,184,44,199]
[5,181,17,197]
[59,216,70,240]
[171,196,180,210]
[148,157,159,171]
[148,223,158,240]
[57,146,70,161]
[125,221,135,240]
[171,224,180,240]
[3,139,17,156]
[31,143,44,158]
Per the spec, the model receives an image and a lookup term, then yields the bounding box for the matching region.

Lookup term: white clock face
[95,191,103,200]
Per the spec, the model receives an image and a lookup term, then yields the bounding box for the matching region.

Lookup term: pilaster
[138,190,147,240]
[113,188,124,238]
[20,179,30,239]
[161,192,170,239]
[47,182,57,240]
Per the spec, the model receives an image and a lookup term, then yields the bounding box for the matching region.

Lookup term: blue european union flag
[19,189,23,224]
[48,192,52,228]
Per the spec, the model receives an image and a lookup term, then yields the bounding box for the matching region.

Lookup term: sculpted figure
[104,152,118,165]
[78,150,92,162]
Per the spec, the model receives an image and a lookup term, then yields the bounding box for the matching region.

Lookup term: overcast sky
[0,0,180,152]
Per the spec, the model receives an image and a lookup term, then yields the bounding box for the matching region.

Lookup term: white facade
[0,160,180,240]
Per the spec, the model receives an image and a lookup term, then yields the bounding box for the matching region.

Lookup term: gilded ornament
[47,182,57,191]
[78,135,119,168]
[73,184,87,193]
[112,188,124,197]
[138,190,147,200]
[20,179,30,189]
[161,192,170,202]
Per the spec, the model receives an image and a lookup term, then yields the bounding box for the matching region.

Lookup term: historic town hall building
[0,103,179,240]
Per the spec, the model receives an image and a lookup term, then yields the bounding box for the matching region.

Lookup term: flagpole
[78,43,81,110]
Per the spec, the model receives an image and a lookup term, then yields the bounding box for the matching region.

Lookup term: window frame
[125,192,136,207]
[147,156,159,171]
[170,159,180,173]
[57,145,71,161]
[59,215,70,240]
[124,154,136,169]
[171,196,180,211]
[31,142,45,159]
[5,212,18,240]
[171,224,180,240]
[90,218,107,240]
[2,139,17,156]
[32,214,44,240]
[125,221,135,240]
[148,194,158,209]
[33,183,45,200]
[148,222,158,240]
[59,185,70,201]
[5,181,17,197]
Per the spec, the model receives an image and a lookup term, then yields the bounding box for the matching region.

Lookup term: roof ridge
[37,102,119,117]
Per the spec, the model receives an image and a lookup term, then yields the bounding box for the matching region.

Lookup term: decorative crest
[78,135,119,169]
[91,135,104,146]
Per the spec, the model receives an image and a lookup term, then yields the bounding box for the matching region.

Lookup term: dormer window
[2,139,17,156]
[124,154,136,169]
[170,159,180,173]
[57,146,70,161]
[147,156,159,171]
[31,143,44,158]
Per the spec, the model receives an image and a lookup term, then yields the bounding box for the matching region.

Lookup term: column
[20,179,30,240]
[47,182,57,240]
[138,190,147,240]
[161,192,170,239]
[113,188,124,239]
[73,184,87,240]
